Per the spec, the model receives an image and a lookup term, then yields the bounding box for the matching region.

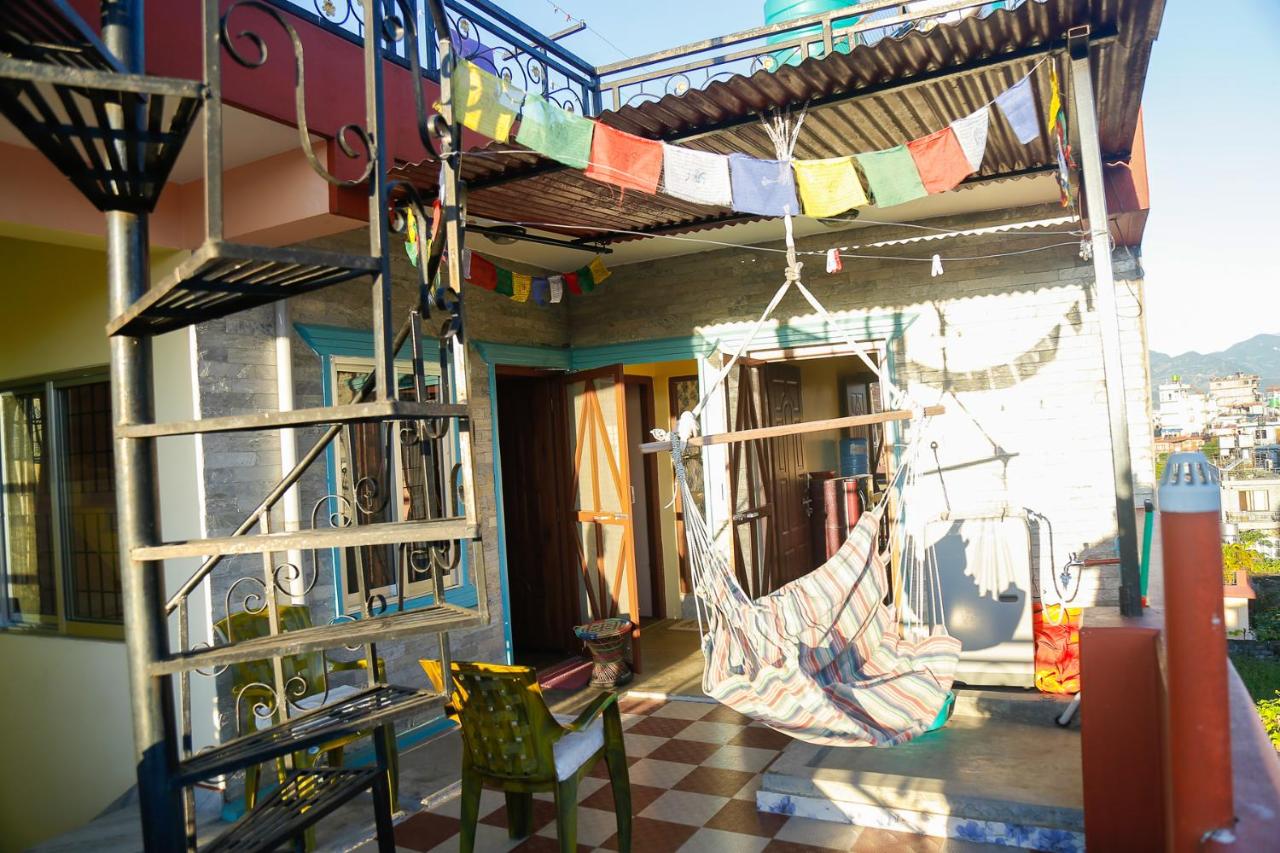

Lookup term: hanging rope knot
[784,261,804,283]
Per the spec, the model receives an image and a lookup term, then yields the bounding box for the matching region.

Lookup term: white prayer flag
[549,274,565,304]
[994,76,1040,145]
[950,107,990,172]
[661,144,733,207]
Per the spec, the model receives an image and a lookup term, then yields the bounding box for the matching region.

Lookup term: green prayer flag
[856,145,927,209]
[577,264,596,293]
[495,267,514,297]
[516,93,594,169]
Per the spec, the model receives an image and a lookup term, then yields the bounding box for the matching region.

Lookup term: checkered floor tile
[382,696,1001,852]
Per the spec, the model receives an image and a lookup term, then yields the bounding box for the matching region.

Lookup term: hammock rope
[656,111,960,747]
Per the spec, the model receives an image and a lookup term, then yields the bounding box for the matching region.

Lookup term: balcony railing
[1224,510,1280,524]
[270,0,1027,117]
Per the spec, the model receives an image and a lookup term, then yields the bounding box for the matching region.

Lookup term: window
[329,357,461,613]
[1239,489,1271,513]
[1,374,121,637]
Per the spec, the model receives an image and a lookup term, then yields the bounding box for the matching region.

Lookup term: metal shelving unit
[0,1,480,849]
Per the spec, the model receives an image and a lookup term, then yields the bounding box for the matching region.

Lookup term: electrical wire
[540,0,630,61]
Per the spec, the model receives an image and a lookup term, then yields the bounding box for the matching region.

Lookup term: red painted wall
[70,0,443,180]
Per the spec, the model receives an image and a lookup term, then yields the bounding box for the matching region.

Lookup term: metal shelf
[117,400,469,438]
[179,684,444,787]
[200,767,379,852]
[133,517,478,561]
[151,602,483,676]
[107,240,381,337]
[0,56,204,214]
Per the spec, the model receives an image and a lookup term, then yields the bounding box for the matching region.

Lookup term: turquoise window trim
[295,322,475,619]
[474,308,914,668]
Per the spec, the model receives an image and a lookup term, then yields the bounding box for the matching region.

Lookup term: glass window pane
[61,381,121,623]
[1,389,57,625]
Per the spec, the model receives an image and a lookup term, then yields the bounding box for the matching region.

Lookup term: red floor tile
[627,716,695,738]
[704,798,791,838]
[511,835,593,852]
[480,795,559,833]
[585,755,641,779]
[728,725,794,751]
[580,782,666,814]
[394,811,462,851]
[645,738,722,765]
[673,765,757,798]
[598,816,698,852]
[700,704,756,726]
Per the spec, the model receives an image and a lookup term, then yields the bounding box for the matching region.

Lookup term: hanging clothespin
[1079,237,1093,261]
[930,254,944,278]
[826,247,842,274]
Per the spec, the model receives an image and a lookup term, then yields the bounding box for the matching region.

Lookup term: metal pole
[1068,28,1142,615]
[101,1,185,849]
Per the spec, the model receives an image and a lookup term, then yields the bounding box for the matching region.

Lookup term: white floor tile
[651,701,715,721]
[627,757,696,788]
[639,790,729,827]
[701,745,779,773]
[535,806,622,847]
[773,815,864,850]
[621,733,669,757]
[678,720,745,745]
[676,827,771,853]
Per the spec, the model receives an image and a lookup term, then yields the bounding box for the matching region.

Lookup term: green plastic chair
[215,605,398,815]
[421,659,632,853]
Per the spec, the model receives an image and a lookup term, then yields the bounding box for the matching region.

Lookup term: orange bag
[1033,603,1081,694]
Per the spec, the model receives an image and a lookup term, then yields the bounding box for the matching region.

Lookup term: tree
[1202,437,1220,460]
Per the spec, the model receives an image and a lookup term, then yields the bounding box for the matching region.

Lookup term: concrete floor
[760,689,1084,848]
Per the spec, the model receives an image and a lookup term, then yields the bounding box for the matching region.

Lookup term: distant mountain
[1149,333,1280,402]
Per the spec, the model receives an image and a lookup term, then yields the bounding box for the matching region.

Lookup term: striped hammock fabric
[675,442,960,747]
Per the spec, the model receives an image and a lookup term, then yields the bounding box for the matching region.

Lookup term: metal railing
[270,0,1029,117]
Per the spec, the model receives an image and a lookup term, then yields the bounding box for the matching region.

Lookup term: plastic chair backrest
[214,605,329,718]
[422,660,562,782]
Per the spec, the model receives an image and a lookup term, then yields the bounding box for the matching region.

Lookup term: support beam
[640,406,944,454]
[1069,27,1142,615]
[102,1,186,849]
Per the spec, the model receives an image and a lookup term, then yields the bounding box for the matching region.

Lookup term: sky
[496,0,1280,356]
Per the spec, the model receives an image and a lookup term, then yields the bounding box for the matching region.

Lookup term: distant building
[1209,373,1261,410]
[1155,380,1213,436]
[1222,475,1280,536]
[1153,434,1204,455]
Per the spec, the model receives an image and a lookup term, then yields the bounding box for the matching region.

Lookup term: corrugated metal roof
[393,0,1164,244]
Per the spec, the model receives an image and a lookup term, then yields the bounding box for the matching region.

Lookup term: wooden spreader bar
[640,405,945,454]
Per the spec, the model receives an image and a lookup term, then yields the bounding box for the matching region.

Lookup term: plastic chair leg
[458,766,482,853]
[554,776,579,853]
[505,790,534,839]
[604,706,632,852]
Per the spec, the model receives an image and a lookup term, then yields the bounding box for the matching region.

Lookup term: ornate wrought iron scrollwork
[443,9,587,115]
[221,0,375,187]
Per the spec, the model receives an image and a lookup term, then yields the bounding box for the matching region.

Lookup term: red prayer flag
[584,122,663,194]
[907,127,973,195]
[468,253,498,290]
[564,271,583,296]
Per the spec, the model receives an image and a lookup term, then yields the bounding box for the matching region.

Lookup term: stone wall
[1229,639,1280,661]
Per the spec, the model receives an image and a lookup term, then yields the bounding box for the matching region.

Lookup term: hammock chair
[655,113,962,747]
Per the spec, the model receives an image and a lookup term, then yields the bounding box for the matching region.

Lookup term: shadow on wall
[904,300,1084,394]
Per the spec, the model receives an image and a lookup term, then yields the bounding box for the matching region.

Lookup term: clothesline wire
[479,218,1085,264]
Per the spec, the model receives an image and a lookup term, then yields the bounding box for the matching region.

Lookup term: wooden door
[497,373,578,656]
[764,363,813,584]
[728,362,775,597]
[564,366,642,667]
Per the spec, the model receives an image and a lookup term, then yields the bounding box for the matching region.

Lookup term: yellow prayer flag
[511,272,532,303]
[452,59,524,142]
[588,256,611,285]
[1048,66,1061,133]
[793,156,869,218]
